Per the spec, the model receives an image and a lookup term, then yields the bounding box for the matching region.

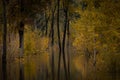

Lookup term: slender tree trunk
[19,21,24,58]
[62,8,68,80]
[19,22,24,80]
[19,0,25,80]
[84,48,90,80]
[51,9,55,80]
[93,38,96,68]
[2,0,7,80]
[19,60,24,80]
[19,0,24,58]
[57,0,62,80]
[45,11,49,36]
[45,65,49,80]
[93,37,97,80]
[67,19,70,80]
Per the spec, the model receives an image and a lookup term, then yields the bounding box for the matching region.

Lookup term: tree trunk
[19,60,24,80]
[57,0,62,80]
[2,0,7,79]
[50,9,55,80]
[62,8,68,80]
[93,38,96,68]
[45,11,49,36]
[93,37,97,80]
[84,48,90,80]
[19,22,25,80]
[18,0,24,58]
[18,0,25,76]
[19,21,24,58]
[67,19,70,80]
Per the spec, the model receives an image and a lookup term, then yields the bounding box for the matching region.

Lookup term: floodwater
[0,54,120,80]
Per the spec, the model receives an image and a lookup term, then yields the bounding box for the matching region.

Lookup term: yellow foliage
[72,33,85,50]
[24,26,49,55]
[39,37,49,51]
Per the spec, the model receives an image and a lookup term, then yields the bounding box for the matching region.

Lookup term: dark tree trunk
[67,19,70,80]
[19,21,24,58]
[2,0,7,80]
[62,8,68,80]
[93,38,96,68]
[19,24,24,79]
[19,0,25,79]
[19,61,24,80]
[50,9,55,80]
[19,0,24,58]
[93,37,97,80]
[45,11,49,36]
[84,48,90,80]
[57,0,62,80]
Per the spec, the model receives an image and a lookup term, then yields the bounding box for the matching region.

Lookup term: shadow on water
[19,59,24,80]
[0,55,120,80]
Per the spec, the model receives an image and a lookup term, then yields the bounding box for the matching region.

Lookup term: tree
[71,0,120,76]
[67,18,70,80]
[62,0,69,80]
[6,0,52,57]
[44,8,50,36]
[2,0,7,80]
[57,0,62,80]
[50,5,56,80]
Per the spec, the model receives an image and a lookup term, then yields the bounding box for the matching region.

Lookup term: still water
[0,54,120,80]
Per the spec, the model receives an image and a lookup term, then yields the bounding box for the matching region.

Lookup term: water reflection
[0,55,120,80]
[19,59,24,80]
